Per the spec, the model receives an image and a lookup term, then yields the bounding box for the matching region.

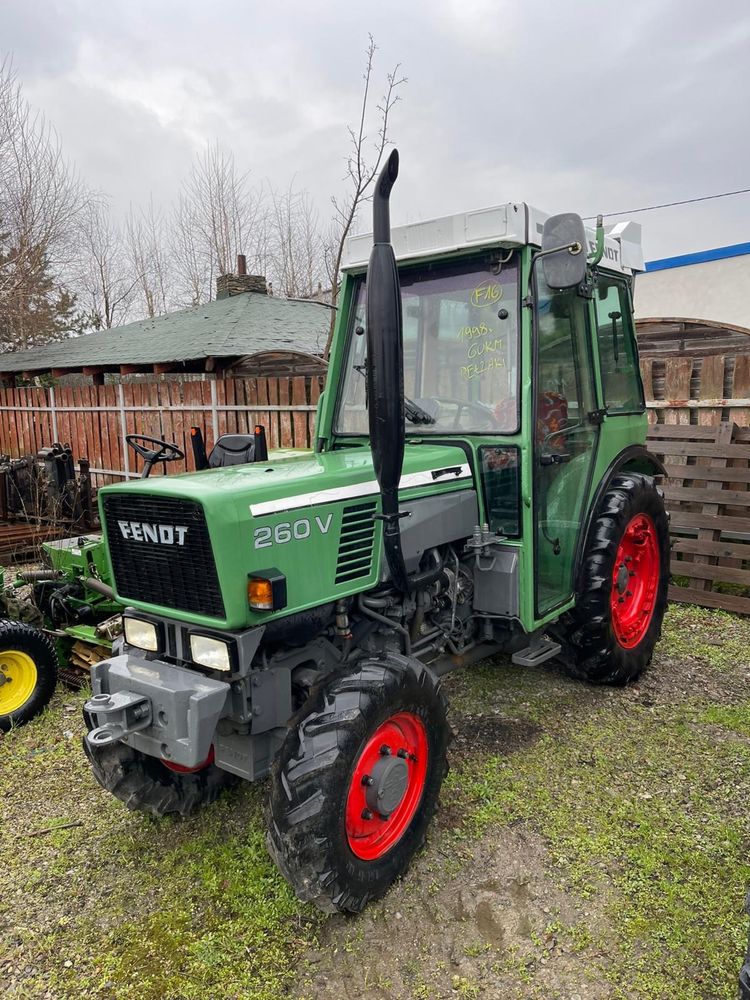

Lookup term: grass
[2,603,750,998]
[443,604,750,998]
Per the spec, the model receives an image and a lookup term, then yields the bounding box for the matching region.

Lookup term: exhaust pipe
[366,149,410,593]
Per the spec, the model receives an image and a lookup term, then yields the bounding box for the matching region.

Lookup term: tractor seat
[208,434,257,468]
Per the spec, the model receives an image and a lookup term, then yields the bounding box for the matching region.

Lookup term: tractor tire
[267,652,450,914]
[552,472,670,686]
[82,730,238,817]
[0,619,58,731]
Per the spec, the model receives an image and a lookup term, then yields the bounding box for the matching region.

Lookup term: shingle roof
[0,292,332,374]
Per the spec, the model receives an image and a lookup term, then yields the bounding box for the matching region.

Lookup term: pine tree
[0,228,83,352]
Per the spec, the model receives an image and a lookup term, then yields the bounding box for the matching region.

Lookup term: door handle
[539,452,571,466]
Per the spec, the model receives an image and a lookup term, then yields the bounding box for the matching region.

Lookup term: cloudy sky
[3,0,750,261]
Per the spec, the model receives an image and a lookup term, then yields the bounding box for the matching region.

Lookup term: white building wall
[634,253,750,330]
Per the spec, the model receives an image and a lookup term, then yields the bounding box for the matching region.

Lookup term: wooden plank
[669,510,750,533]
[671,559,750,587]
[647,424,719,440]
[734,356,750,427]
[213,379,225,439]
[663,485,750,508]
[278,378,292,448]
[697,355,725,427]
[684,421,730,587]
[261,378,275,448]
[224,379,237,435]
[671,537,750,561]
[292,377,308,448]
[668,584,750,616]
[200,381,214,453]
[651,440,750,460]
[662,463,750,485]
[309,375,322,443]
[640,357,654,402]
[663,357,693,425]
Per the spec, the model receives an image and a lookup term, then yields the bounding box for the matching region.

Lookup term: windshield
[335,253,519,435]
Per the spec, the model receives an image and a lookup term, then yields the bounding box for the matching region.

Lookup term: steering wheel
[427,397,501,432]
[126,434,184,478]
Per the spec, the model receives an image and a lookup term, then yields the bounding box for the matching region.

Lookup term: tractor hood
[98,442,474,630]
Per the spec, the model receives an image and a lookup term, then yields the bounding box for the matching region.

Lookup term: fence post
[210,379,219,443]
[49,385,58,442]
[118,382,131,479]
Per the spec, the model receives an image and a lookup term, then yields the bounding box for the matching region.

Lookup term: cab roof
[342,202,644,276]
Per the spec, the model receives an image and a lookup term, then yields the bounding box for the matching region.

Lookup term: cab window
[594,274,644,413]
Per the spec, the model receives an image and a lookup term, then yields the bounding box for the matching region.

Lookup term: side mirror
[541,213,587,290]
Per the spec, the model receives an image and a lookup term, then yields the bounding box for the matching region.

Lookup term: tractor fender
[574,445,666,594]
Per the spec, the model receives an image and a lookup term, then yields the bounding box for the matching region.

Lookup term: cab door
[533,276,599,617]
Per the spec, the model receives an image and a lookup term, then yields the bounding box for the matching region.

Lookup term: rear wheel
[82,729,237,816]
[0,620,58,731]
[267,652,450,913]
[553,472,670,685]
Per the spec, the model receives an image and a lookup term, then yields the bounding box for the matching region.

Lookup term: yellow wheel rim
[0,650,39,716]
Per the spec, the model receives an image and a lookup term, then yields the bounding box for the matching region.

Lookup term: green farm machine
[76,152,668,912]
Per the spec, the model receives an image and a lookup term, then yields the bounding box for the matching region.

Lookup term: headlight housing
[123,616,160,652]
[189,633,232,672]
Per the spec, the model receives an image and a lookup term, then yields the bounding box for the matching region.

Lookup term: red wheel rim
[345,712,429,861]
[610,513,660,649]
[161,745,215,773]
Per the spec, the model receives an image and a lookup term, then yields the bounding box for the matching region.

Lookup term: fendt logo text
[117,520,188,545]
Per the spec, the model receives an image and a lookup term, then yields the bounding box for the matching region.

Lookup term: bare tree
[76,200,139,329]
[125,198,171,318]
[0,57,86,348]
[171,142,267,305]
[269,181,325,298]
[324,36,406,355]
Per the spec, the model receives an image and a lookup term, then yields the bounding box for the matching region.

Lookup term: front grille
[102,493,225,619]
[335,500,377,584]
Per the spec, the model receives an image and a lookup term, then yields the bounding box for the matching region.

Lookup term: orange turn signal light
[248,578,273,610]
[247,570,287,612]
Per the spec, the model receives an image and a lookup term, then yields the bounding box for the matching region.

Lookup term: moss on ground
[1,603,749,998]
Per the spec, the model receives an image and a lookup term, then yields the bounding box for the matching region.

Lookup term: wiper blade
[404,397,435,425]
[353,361,435,424]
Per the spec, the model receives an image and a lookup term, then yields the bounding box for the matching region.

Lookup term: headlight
[123,616,159,652]
[189,634,232,672]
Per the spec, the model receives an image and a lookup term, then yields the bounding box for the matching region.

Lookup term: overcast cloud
[3,0,750,261]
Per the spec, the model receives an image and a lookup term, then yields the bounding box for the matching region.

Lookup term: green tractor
[82,152,669,913]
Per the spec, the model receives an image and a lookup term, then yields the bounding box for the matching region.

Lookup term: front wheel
[553,472,670,685]
[83,731,237,816]
[0,620,58,731]
[267,653,450,913]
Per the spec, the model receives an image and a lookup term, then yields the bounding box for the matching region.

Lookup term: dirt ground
[2,603,750,999]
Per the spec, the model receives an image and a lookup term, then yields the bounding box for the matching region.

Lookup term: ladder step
[511,637,561,667]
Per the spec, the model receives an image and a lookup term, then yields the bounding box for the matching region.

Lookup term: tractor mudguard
[574,444,665,592]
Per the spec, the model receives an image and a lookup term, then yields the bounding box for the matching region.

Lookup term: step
[511,637,561,668]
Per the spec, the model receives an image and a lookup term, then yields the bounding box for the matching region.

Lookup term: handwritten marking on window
[470,282,503,308]
[461,356,506,381]
[457,323,494,341]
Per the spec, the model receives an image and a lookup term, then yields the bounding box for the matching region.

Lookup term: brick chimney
[216,254,268,299]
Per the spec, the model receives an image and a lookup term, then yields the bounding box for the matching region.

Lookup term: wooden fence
[0,377,324,484]
[646,421,750,615]
[642,353,750,427]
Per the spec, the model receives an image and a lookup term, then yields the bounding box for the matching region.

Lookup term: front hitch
[84,690,152,746]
